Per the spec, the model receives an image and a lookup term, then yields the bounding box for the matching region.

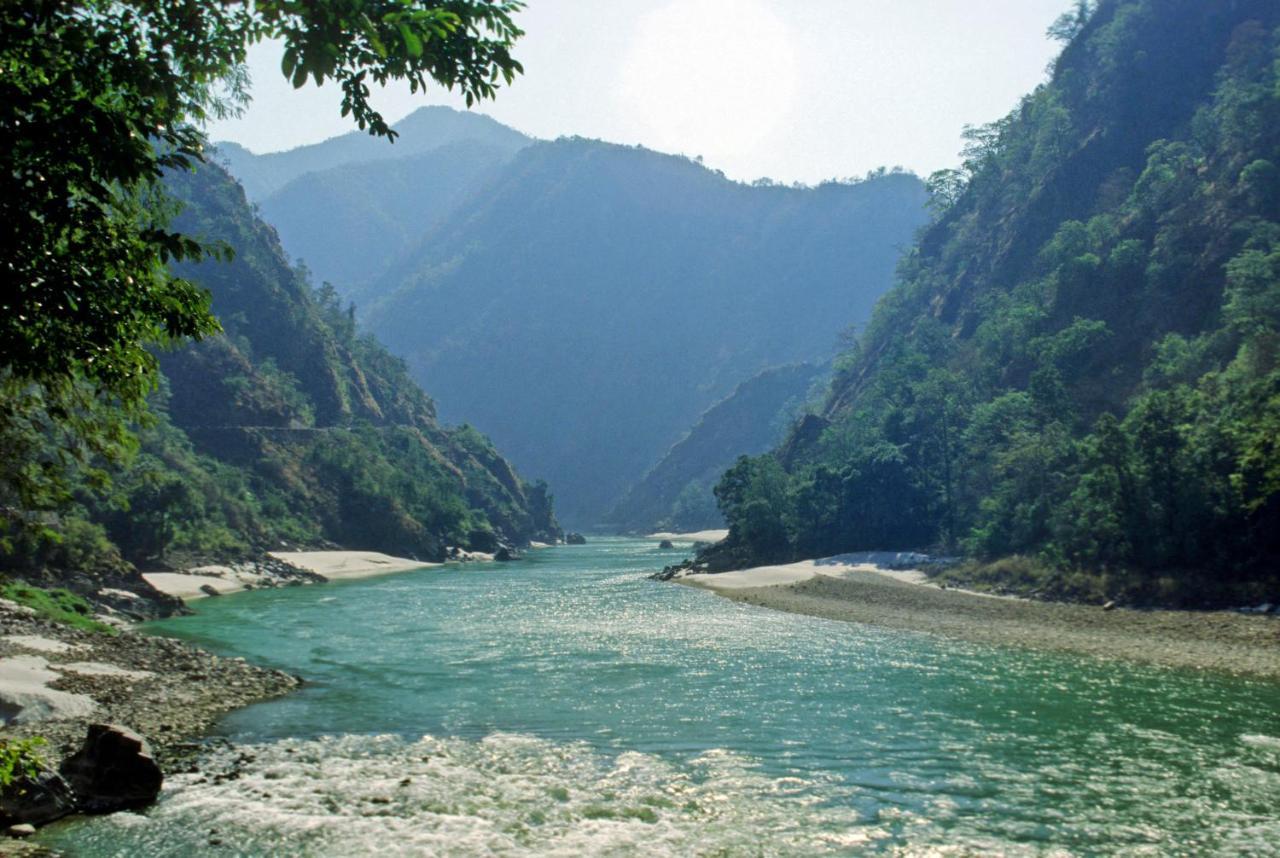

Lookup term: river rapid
[39,538,1280,856]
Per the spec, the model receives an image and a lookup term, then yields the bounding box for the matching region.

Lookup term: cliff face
[707,0,1280,602]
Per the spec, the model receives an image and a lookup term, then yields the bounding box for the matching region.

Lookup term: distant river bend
[42,539,1280,856]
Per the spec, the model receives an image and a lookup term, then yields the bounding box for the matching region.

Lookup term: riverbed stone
[60,724,163,813]
[0,771,76,827]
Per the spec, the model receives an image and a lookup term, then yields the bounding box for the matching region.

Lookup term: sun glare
[618,0,797,168]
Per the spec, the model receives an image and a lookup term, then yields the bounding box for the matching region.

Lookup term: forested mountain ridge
[158,161,561,556]
[214,105,530,201]
[0,160,558,609]
[706,0,1280,605]
[359,138,928,523]
[608,363,825,534]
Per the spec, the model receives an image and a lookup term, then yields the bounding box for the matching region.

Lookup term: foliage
[708,0,1280,605]
[0,738,48,793]
[0,583,115,634]
[1,0,524,543]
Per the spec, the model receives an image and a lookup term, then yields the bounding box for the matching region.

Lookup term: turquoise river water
[39,538,1280,856]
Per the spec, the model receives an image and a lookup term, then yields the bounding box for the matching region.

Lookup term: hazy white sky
[208,0,1069,184]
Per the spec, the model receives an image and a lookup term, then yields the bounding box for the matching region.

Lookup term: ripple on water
[44,540,1280,856]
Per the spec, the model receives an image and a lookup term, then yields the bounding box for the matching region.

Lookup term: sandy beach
[267,551,436,580]
[680,556,1280,679]
[140,551,436,603]
[645,529,729,543]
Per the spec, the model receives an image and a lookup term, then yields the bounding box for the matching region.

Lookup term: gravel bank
[684,568,1280,679]
[0,601,299,772]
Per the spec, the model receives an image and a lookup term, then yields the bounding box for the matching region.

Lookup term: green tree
[1,0,524,535]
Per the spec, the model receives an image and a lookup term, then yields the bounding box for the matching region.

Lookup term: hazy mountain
[360,139,929,524]
[212,106,530,201]
[258,141,515,293]
[609,363,826,533]
[705,0,1280,604]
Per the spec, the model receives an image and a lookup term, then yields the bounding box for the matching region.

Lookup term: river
[39,538,1280,855]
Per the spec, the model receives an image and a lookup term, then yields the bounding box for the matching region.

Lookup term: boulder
[0,771,76,827]
[494,546,515,562]
[6,823,35,837]
[60,724,163,813]
[565,533,587,545]
[658,540,675,549]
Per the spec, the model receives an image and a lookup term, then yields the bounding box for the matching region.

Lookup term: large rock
[565,532,587,545]
[0,770,76,827]
[59,724,162,813]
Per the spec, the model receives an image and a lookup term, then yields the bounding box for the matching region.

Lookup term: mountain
[213,106,530,201]
[608,363,825,533]
[360,140,929,524]
[257,141,515,293]
[705,0,1280,605]
[143,159,560,560]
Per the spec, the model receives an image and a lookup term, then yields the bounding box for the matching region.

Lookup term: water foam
[52,733,893,856]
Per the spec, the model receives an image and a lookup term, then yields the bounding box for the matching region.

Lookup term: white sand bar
[142,573,247,600]
[683,552,929,592]
[0,655,99,724]
[4,635,82,654]
[269,551,435,581]
[646,529,729,543]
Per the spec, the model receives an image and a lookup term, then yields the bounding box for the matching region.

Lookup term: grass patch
[0,582,116,634]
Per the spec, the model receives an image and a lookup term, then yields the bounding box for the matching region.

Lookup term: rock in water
[0,771,76,827]
[6,823,35,837]
[494,546,515,562]
[60,724,162,813]
[658,539,675,549]
[565,533,587,545]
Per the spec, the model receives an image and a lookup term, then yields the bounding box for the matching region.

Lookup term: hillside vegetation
[608,364,824,533]
[0,161,559,607]
[706,0,1280,606]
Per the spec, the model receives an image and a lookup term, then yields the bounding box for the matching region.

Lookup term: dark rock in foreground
[0,771,75,827]
[565,533,587,545]
[60,724,162,813]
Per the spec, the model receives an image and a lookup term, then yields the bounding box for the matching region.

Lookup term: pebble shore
[687,568,1280,679]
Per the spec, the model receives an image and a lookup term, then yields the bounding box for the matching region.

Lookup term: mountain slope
[214,106,530,201]
[609,363,825,533]
[147,160,560,559]
[257,140,514,293]
[361,140,928,523]
[706,0,1280,604]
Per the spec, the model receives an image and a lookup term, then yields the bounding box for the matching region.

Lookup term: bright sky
[208,0,1069,185]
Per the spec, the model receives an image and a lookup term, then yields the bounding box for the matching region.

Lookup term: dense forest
[0,160,559,607]
[704,0,1280,605]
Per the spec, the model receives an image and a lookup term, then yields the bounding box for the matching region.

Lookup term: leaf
[399,24,423,58]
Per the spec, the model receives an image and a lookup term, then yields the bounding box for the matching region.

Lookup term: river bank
[680,557,1280,679]
[0,594,299,842]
